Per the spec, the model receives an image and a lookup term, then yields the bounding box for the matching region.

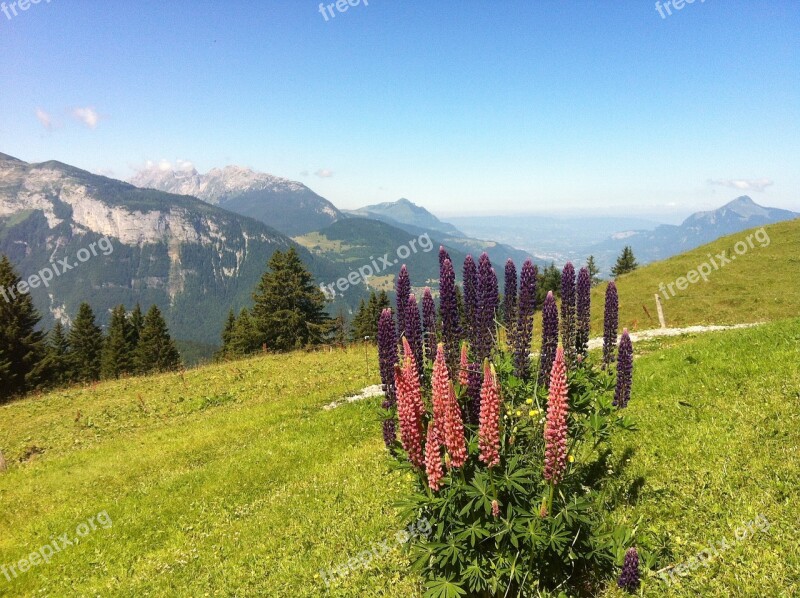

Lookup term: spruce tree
[101,305,133,379]
[128,303,144,350]
[331,309,348,346]
[68,302,104,383]
[611,246,639,278]
[0,255,47,400]
[44,321,71,386]
[537,262,562,305]
[229,308,258,355]
[586,255,602,286]
[251,247,330,352]
[134,305,181,373]
[221,309,236,351]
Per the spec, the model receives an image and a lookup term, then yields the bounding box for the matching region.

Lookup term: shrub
[382,258,638,597]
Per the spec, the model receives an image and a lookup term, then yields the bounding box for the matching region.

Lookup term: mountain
[345,198,465,237]
[344,198,537,269]
[131,165,343,236]
[0,153,339,350]
[587,196,799,273]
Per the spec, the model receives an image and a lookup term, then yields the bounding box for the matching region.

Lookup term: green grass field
[591,218,800,335]
[1,318,798,596]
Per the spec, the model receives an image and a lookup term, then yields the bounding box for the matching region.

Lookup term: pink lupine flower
[478,360,501,468]
[543,347,569,485]
[394,363,425,469]
[432,343,467,469]
[458,341,470,386]
[425,421,444,491]
[491,499,500,518]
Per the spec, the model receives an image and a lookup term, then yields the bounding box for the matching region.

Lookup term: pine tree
[537,262,562,305]
[68,302,104,383]
[221,309,236,349]
[331,309,349,346]
[134,305,181,373]
[229,308,259,355]
[101,305,133,379]
[0,255,47,400]
[44,321,71,386]
[250,247,331,352]
[611,246,639,278]
[128,303,144,350]
[350,291,389,342]
[586,255,602,286]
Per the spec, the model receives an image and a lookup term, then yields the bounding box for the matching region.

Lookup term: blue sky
[1,0,797,219]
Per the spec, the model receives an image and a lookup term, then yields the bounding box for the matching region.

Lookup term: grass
[1,321,798,596]
[590,218,800,334]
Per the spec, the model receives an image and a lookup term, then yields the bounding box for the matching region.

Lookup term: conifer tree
[0,255,47,399]
[611,246,639,278]
[68,302,104,383]
[250,247,330,352]
[537,262,562,305]
[44,321,71,386]
[586,255,602,286]
[134,305,181,373]
[128,303,144,350]
[101,305,133,379]
[331,309,349,346]
[221,309,236,350]
[229,308,259,355]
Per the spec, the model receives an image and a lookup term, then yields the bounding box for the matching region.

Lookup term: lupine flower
[491,500,500,518]
[576,266,591,359]
[422,287,437,364]
[394,361,426,468]
[475,253,498,362]
[405,294,424,380]
[458,341,470,386]
[439,258,461,373]
[439,246,451,270]
[425,420,445,491]
[504,259,517,328]
[512,260,537,379]
[466,362,483,424]
[617,547,640,593]
[463,255,478,345]
[538,291,560,387]
[432,343,467,469]
[603,282,619,368]
[560,262,577,367]
[543,347,569,485]
[478,360,501,468]
[396,265,411,338]
[614,329,633,408]
[377,308,398,448]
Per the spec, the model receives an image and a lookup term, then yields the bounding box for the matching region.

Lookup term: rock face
[131,164,342,236]
[0,153,335,347]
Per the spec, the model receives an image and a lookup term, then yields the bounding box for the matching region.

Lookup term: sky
[0,0,798,220]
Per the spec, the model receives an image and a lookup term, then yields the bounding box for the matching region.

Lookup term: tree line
[0,255,180,403]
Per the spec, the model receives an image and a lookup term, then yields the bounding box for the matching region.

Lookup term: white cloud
[72,107,100,129]
[35,108,54,130]
[314,168,334,178]
[299,170,309,177]
[708,178,773,192]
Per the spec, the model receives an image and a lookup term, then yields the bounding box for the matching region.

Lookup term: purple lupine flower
[422,287,437,364]
[614,328,633,408]
[576,266,591,360]
[396,265,411,338]
[560,262,577,368]
[538,291,559,387]
[512,260,537,379]
[463,255,478,346]
[504,259,518,328]
[439,257,461,373]
[475,253,498,362]
[377,308,398,448]
[466,361,483,424]
[405,294,424,381]
[603,282,619,368]
[617,547,640,593]
[439,246,451,270]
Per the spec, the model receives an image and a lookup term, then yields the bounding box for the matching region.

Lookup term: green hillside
[1,320,798,596]
[591,218,800,334]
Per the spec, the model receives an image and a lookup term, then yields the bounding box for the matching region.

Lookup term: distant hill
[0,153,340,350]
[587,196,799,272]
[590,218,800,334]
[131,165,343,236]
[345,198,536,269]
[345,197,465,238]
